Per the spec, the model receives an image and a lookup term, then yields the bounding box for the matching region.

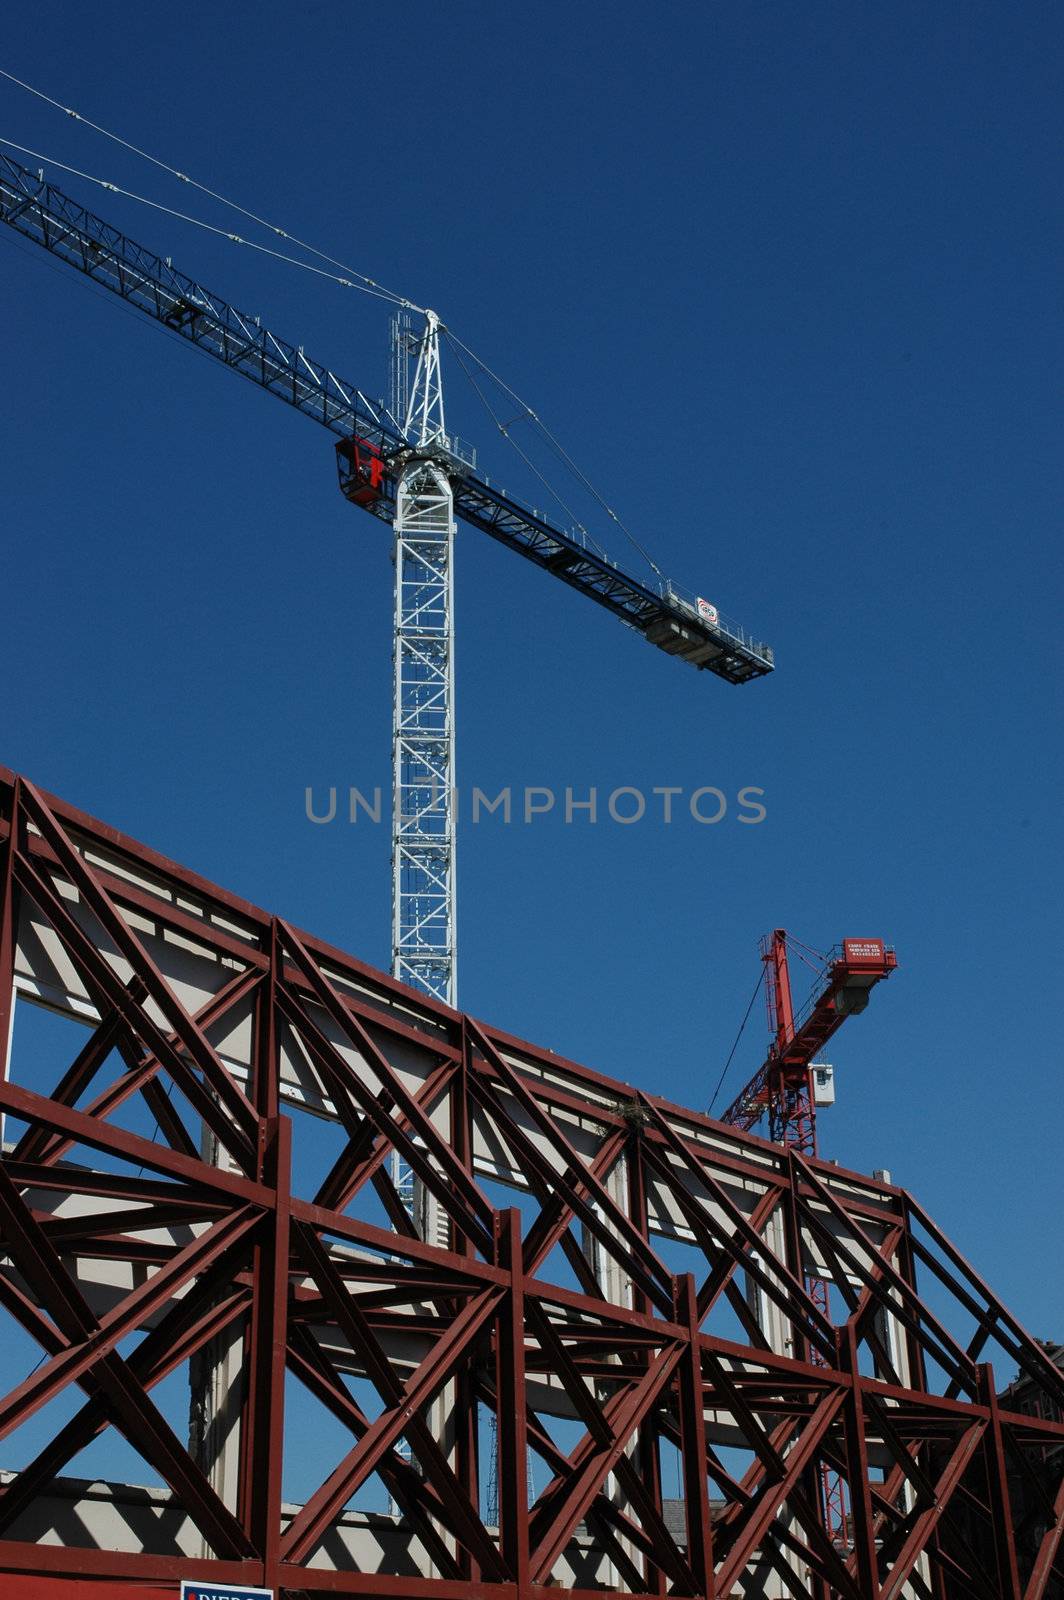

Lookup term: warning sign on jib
[180,1583,273,1600]
[696,597,718,625]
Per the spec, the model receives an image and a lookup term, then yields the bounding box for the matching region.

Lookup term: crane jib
[1,151,774,686]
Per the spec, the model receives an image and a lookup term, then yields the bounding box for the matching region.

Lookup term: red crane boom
[721,930,897,1154]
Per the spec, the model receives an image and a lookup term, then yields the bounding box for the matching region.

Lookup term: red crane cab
[336,435,386,507]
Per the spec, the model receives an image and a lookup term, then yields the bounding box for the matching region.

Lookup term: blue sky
[1,0,1061,1366]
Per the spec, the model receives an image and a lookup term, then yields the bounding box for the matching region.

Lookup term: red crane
[720,929,897,1547]
[721,930,898,1155]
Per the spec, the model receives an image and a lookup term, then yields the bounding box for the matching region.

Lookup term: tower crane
[719,929,897,1545]
[721,931,898,1153]
[0,150,774,1014]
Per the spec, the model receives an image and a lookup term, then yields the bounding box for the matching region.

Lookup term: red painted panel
[0,1580,174,1600]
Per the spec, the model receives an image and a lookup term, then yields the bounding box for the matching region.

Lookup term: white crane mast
[388,318,455,1508]
[391,310,457,1008]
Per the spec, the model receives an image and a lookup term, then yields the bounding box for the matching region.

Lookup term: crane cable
[445,334,611,561]
[0,134,418,305]
[0,66,425,311]
[445,327,667,583]
[3,65,670,585]
[782,930,827,975]
[707,965,765,1117]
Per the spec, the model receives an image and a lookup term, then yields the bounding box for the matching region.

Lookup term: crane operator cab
[336,435,386,508]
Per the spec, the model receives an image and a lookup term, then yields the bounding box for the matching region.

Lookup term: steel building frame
[0,767,1061,1600]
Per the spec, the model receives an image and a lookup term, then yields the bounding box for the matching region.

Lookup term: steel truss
[392,313,457,1006]
[392,464,456,1003]
[0,768,1061,1600]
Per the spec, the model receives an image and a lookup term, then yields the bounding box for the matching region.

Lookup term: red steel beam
[673,1274,716,1598]
[878,1420,986,1600]
[494,1208,531,1592]
[20,780,260,1159]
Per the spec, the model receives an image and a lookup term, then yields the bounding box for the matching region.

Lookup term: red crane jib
[720,934,897,1130]
[777,940,897,1070]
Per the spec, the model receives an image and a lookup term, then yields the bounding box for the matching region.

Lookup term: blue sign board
[180,1583,273,1600]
